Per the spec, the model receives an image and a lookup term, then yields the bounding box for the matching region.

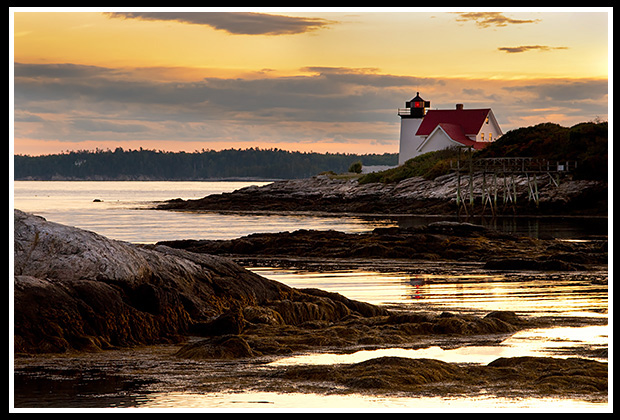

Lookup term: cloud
[71,119,149,133]
[12,63,443,151]
[13,62,608,154]
[14,63,441,122]
[104,12,335,35]
[13,62,124,79]
[454,12,541,28]
[460,88,500,103]
[302,67,444,89]
[498,45,569,53]
[14,110,45,123]
[502,79,608,102]
[497,79,608,127]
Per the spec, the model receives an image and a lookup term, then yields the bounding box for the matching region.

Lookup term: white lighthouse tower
[398,92,430,165]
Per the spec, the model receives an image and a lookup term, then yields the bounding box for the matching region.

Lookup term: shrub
[348,160,363,174]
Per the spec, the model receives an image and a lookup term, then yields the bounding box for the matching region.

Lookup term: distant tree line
[14,147,398,180]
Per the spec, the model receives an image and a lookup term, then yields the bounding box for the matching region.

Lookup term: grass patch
[358,148,460,184]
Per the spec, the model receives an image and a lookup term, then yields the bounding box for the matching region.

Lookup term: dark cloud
[71,119,149,133]
[13,62,608,146]
[302,67,443,88]
[14,62,123,79]
[461,88,484,96]
[14,63,439,124]
[14,110,45,123]
[104,12,335,35]
[461,88,500,103]
[503,79,608,102]
[498,45,569,53]
[454,12,540,28]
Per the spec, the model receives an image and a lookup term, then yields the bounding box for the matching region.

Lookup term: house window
[480,133,484,141]
[488,132,492,141]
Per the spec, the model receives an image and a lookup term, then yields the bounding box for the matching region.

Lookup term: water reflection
[392,214,608,240]
[137,390,608,410]
[267,324,608,367]
[251,268,608,318]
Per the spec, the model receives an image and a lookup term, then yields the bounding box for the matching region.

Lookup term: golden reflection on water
[248,267,608,379]
[136,390,608,411]
[266,324,608,367]
[250,268,608,317]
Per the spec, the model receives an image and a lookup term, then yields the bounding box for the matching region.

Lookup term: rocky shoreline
[13,209,387,355]
[155,173,608,216]
[158,221,608,273]
[13,209,608,403]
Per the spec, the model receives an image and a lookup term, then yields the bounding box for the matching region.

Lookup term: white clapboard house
[398,92,503,165]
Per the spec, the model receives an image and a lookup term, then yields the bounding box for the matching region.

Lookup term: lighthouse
[397,93,502,165]
[398,92,430,165]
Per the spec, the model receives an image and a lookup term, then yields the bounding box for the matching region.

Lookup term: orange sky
[11,8,611,156]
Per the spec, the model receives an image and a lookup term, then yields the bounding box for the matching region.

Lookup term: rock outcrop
[13,210,386,354]
[156,173,607,216]
[13,210,552,357]
[159,222,607,270]
[174,310,527,360]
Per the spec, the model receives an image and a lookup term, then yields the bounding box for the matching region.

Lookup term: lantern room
[399,92,430,118]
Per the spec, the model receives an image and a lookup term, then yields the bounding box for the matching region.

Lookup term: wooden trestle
[452,147,577,216]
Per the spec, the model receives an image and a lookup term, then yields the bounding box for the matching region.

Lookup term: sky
[10,8,611,156]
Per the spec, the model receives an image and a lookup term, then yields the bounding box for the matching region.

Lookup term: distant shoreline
[13,176,282,182]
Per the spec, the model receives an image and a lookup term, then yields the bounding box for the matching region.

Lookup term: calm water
[251,267,608,318]
[12,180,608,243]
[11,181,610,411]
[12,180,400,243]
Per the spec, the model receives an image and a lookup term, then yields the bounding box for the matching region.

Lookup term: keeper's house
[398,92,503,165]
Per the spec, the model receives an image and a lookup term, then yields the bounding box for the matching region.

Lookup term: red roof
[435,123,469,143]
[416,108,491,137]
[428,123,489,150]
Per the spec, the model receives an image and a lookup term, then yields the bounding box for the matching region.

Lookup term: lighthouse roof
[410,92,425,102]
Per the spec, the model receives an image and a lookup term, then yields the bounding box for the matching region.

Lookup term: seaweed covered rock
[275,355,607,396]
[13,210,386,354]
[174,310,531,360]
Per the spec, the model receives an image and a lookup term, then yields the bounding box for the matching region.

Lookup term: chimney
[456,104,464,110]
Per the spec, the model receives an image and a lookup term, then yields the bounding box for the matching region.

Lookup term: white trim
[485,109,503,137]
[416,124,465,152]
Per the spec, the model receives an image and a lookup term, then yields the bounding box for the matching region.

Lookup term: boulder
[174,335,255,359]
[13,210,385,354]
